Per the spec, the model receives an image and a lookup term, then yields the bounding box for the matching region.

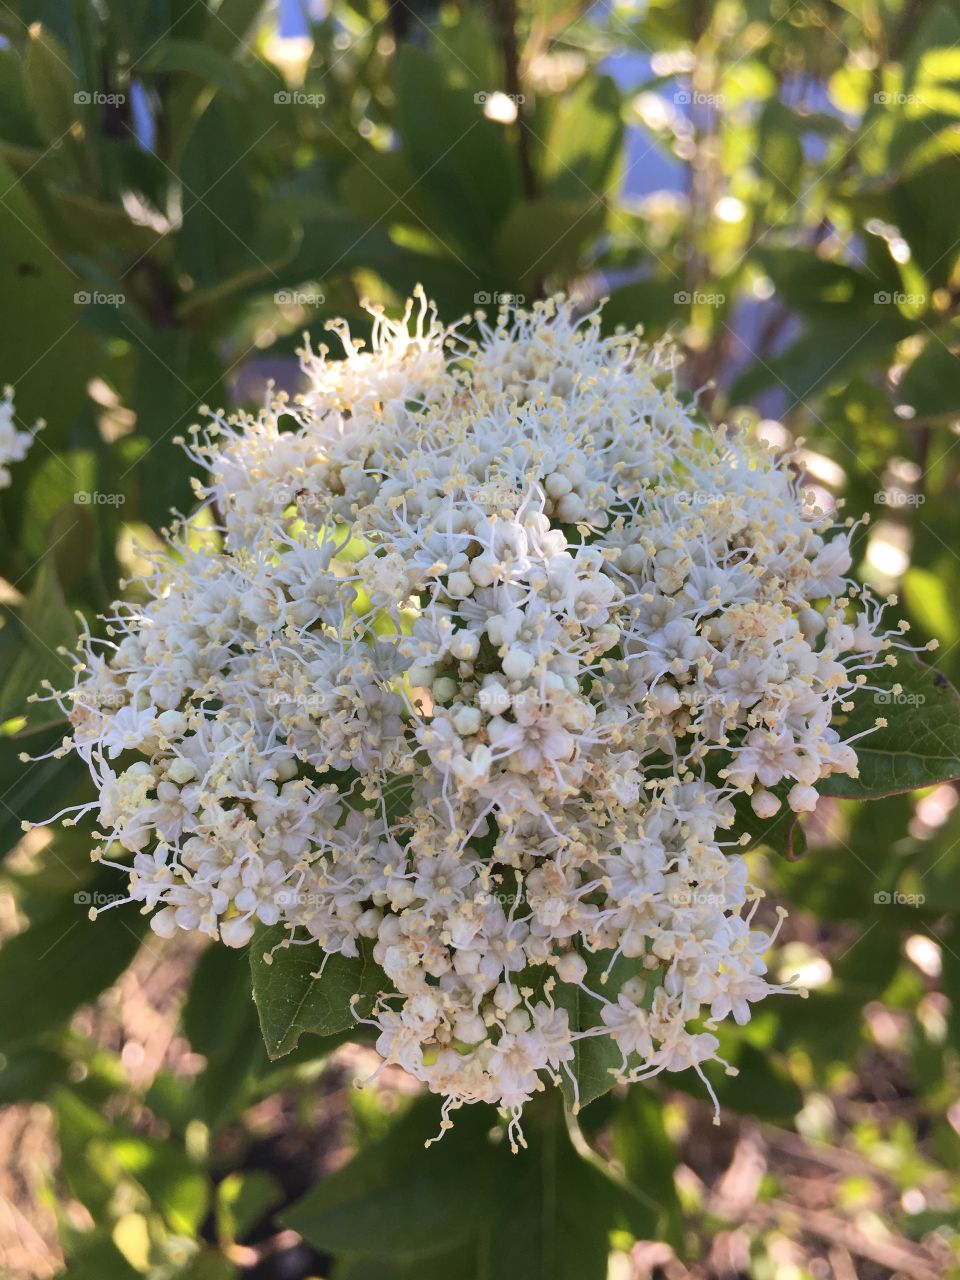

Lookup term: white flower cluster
[37,292,916,1130]
[0,386,42,488]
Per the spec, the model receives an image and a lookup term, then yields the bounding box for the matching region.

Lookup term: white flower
[0,387,42,488]
[101,702,158,759]
[43,290,925,1126]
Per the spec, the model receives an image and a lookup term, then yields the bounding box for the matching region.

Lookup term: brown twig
[489,0,537,202]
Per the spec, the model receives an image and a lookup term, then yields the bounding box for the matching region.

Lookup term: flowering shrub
[36,293,934,1135]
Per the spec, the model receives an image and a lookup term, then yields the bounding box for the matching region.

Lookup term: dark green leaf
[0,872,146,1050]
[553,948,649,1110]
[494,198,606,292]
[284,1097,495,1260]
[0,1044,69,1103]
[215,1170,283,1245]
[140,39,247,97]
[611,1088,682,1247]
[731,314,908,408]
[0,556,76,727]
[250,924,383,1059]
[182,942,264,1124]
[287,1093,656,1280]
[206,0,267,52]
[898,330,960,418]
[822,656,960,798]
[0,156,94,431]
[393,45,520,262]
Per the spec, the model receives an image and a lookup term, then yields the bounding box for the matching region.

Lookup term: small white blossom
[0,387,42,488]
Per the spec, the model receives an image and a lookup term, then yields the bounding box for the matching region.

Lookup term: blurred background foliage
[0,0,959,1276]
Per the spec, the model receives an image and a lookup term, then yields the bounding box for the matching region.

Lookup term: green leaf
[890,152,960,288]
[183,943,257,1057]
[710,1041,803,1121]
[140,39,247,97]
[0,155,94,431]
[250,924,383,1059]
[730,313,909,408]
[127,329,223,531]
[752,247,879,313]
[215,1170,283,1245]
[756,99,804,203]
[599,280,680,337]
[611,1088,682,1248]
[54,1086,210,1234]
[772,989,867,1071]
[0,722,87,858]
[284,1097,495,1260]
[539,75,624,201]
[23,23,78,144]
[176,1252,238,1280]
[286,1093,657,1280]
[553,948,650,1110]
[206,0,267,52]
[393,45,520,262]
[430,8,501,93]
[0,556,76,728]
[822,656,960,799]
[903,567,960,654]
[772,793,913,920]
[177,99,280,292]
[0,46,44,149]
[494,198,606,292]
[730,781,806,859]
[51,1236,141,1280]
[182,942,264,1124]
[939,932,960,1052]
[0,1044,69,1103]
[494,1103,660,1280]
[898,329,960,418]
[19,448,97,565]
[0,872,146,1050]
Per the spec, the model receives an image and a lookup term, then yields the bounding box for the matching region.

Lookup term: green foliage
[285,1093,661,1279]
[0,866,146,1051]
